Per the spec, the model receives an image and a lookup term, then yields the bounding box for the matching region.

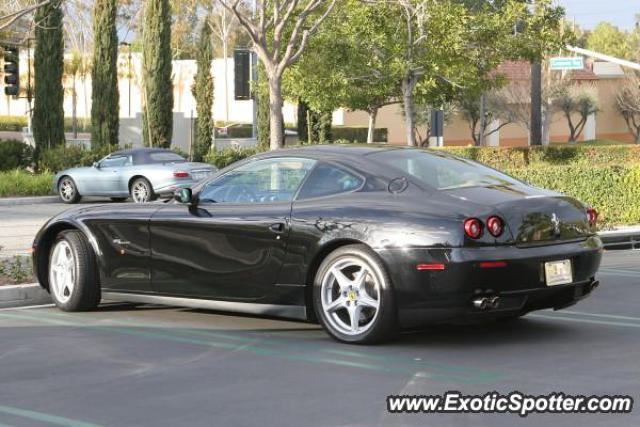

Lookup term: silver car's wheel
[48,231,100,311]
[321,257,381,336]
[314,245,397,344]
[49,240,76,304]
[58,177,81,204]
[130,178,155,203]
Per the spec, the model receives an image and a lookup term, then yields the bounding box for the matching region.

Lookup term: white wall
[0,53,297,124]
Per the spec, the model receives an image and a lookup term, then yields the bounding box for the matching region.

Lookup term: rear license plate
[192,172,210,181]
[544,259,573,286]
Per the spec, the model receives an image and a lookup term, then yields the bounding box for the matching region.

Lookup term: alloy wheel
[49,240,76,304]
[132,181,150,203]
[59,179,76,202]
[320,256,381,336]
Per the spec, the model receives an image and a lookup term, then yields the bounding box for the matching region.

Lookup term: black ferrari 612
[33,145,602,343]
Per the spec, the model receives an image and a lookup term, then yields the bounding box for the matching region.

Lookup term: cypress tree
[32,0,65,151]
[142,0,173,148]
[91,0,119,148]
[191,21,214,161]
[297,100,309,143]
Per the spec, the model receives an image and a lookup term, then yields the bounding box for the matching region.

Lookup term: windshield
[370,149,520,190]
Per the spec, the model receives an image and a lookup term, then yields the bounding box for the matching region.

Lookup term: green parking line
[0,405,103,427]
[0,310,504,385]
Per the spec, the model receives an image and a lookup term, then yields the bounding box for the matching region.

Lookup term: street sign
[550,57,584,70]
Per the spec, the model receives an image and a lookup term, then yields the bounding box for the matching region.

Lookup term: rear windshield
[147,152,186,163]
[369,149,520,190]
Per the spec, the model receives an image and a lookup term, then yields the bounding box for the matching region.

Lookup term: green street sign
[550,57,584,70]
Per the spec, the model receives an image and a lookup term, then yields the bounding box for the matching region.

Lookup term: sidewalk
[0,196,58,206]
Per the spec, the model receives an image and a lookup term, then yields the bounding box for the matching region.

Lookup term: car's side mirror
[92,162,100,168]
[174,188,193,204]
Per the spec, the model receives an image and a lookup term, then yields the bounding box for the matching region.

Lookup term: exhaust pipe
[488,296,500,309]
[473,297,489,310]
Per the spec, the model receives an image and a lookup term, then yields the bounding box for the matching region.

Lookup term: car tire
[130,177,156,203]
[58,176,81,204]
[48,230,100,312]
[313,244,397,344]
[110,197,128,202]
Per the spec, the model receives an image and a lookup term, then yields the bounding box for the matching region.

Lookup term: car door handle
[269,223,286,234]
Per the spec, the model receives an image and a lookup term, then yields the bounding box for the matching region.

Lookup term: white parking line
[0,304,54,312]
[559,310,640,322]
[530,313,640,329]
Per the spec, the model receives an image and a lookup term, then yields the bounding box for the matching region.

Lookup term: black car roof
[253,144,403,160]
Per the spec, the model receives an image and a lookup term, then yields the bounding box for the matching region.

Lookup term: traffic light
[2,45,20,97]
[234,48,251,100]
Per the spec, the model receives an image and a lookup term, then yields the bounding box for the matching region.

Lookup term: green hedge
[0,140,33,171]
[330,127,388,143]
[0,116,91,133]
[444,145,640,170]
[0,170,54,197]
[508,164,640,228]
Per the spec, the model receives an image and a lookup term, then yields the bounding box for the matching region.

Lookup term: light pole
[119,42,132,117]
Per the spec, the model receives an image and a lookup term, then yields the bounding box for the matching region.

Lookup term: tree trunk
[478,93,486,147]
[72,77,77,139]
[223,40,229,124]
[367,108,378,144]
[542,99,552,146]
[402,74,417,146]
[268,76,284,150]
[530,61,543,146]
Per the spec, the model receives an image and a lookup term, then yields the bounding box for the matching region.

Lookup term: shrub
[0,115,27,132]
[38,144,118,172]
[0,140,33,171]
[204,147,261,169]
[0,170,54,197]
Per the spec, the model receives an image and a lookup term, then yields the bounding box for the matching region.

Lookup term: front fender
[32,218,103,290]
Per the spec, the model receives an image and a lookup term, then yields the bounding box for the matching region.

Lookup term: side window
[297,162,363,200]
[99,156,129,168]
[199,157,316,204]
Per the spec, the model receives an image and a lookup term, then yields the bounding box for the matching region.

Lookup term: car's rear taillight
[587,207,598,227]
[486,216,504,237]
[174,171,190,178]
[464,218,483,239]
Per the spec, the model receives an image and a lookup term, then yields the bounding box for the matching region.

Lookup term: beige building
[343,60,636,146]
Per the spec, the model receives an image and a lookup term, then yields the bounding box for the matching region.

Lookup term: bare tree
[615,74,640,144]
[0,0,55,31]
[217,0,336,150]
[555,83,600,143]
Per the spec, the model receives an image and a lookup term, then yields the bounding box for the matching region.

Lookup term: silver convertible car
[53,148,217,203]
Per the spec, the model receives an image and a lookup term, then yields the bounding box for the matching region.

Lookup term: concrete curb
[599,228,640,251]
[0,283,51,309]
[0,196,58,206]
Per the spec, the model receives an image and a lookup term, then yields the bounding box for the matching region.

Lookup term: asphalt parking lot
[0,249,637,426]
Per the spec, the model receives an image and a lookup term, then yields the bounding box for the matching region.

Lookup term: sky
[559,0,639,30]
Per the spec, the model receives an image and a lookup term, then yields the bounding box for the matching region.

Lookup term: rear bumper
[398,279,598,328]
[154,180,197,197]
[375,236,603,328]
